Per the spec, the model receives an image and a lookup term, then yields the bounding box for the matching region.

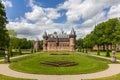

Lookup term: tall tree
[83,18,119,56]
[91,23,105,55]
[7,30,17,38]
[0,1,9,48]
[103,18,118,57]
[112,18,120,47]
[76,38,83,52]
[7,30,17,56]
[83,34,94,53]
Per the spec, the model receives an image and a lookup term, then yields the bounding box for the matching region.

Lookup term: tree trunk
[103,44,105,51]
[82,48,84,53]
[97,45,100,55]
[9,46,13,57]
[115,44,117,51]
[4,48,10,63]
[106,44,110,57]
[18,47,22,55]
[85,49,88,53]
[79,48,82,52]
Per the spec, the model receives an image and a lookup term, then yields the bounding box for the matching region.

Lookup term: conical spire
[43,31,47,36]
[70,28,75,35]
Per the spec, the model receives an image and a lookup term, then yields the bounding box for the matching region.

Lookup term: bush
[18,47,22,55]
[106,50,110,57]
[30,48,33,53]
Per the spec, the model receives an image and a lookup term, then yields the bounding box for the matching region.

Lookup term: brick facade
[43,28,76,51]
[92,44,120,51]
[34,40,39,52]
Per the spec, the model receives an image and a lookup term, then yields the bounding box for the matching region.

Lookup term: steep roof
[43,28,76,41]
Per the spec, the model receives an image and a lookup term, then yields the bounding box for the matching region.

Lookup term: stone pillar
[111,50,116,63]
[34,41,39,52]
[4,49,10,63]
[43,31,48,51]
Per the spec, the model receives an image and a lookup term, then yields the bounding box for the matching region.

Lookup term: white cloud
[108,4,120,19]
[2,0,12,7]
[59,0,120,22]
[45,8,61,20]
[6,0,120,40]
[25,5,46,21]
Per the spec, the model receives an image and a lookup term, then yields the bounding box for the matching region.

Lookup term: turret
[71,28,76,35]
[43,31,47,38]
[69,28,76,51]
[43,31,48,51]
[34,39,39,52]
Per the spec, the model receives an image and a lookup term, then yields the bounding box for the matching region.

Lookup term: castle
[34,40,39,52]
[43,28,76,51]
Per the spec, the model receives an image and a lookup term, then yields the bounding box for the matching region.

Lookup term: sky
[2,0,120,40]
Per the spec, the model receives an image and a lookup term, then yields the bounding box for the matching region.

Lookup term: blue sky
[6,0,65,20]
[3,0,120,40]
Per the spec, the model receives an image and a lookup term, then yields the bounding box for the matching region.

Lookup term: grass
[10,52,109,75]
[0,74,33,80]
[0,49,32,60]
[89,51,120,60]
[0,57,4,59]
[90,73,120,80]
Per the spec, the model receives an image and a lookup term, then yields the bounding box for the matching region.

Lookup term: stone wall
[42,29,76,51]
[47,42,71,51]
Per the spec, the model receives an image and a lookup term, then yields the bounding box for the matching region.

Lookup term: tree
[0,1,9,48]
[0,1,10,63]
[76,38,83,52]
[83,34,94,53]
[7,30,17,56]
[112,18,120,48]
[104,18,118,57]
[84,18,119,57]
[7,30,17,38]
[89,23,105,55]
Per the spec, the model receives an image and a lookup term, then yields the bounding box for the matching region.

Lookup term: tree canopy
[0,1,9,48]
[83,18,120,56]
[84,18,120,48]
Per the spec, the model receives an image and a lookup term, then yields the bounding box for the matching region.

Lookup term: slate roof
[46,31,69,42]
[43,28,76,42]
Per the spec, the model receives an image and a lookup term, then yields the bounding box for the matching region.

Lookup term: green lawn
[91,73,120,80]
[10,52,109,75]
[89,51,120,60]
[0,49,32,60]
[21,49,32,54]
[11,49,32,56]
[0,57,4,59]
[0,74,33,80]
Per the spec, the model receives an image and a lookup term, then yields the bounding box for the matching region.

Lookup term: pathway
[0,53,34,62]
[0,53,120,80]
[0,64,120,80]
[90,54,120,62]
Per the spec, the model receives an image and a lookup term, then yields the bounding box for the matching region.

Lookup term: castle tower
[34,40,39,52]
[69,28,76,51]
[43,31,48,51]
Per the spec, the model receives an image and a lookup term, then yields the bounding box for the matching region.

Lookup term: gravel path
[0,64,120,80]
